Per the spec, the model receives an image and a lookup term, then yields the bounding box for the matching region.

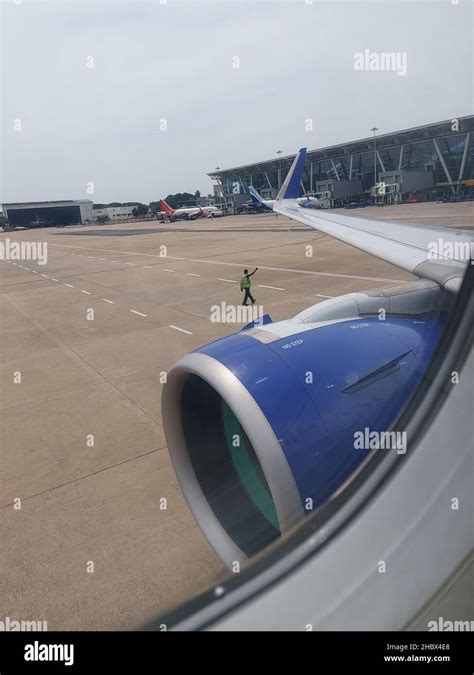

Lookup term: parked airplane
[159,199,222,220]
[248,184,322,210]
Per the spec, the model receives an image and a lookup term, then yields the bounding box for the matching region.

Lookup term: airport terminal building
[2,200,93,228]
[209,116,474,211]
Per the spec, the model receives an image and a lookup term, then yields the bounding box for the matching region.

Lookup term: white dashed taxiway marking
[169,325,193,335]
[218,278,237,283]
[258,285,285,291]
[51,243,399,283]
[187,273,200,277]
[316,294,334,299]
[65,284,74,288]
[162,269,175,272]
[130,309,147,317]
[81,290,91,295]
[102,298,114,304]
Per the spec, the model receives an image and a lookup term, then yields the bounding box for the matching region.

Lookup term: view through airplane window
[0,0,472,669]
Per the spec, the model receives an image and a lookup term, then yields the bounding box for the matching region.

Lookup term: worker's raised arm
[249,267,258,277]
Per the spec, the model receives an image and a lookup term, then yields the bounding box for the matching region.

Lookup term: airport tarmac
[0,202,471,630]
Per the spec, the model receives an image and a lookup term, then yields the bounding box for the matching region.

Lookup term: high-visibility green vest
[240,274,250,290]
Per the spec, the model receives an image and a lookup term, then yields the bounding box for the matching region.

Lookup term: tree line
[93,191,207,217]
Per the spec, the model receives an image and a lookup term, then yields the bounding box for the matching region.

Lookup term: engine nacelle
[162,294,446,567]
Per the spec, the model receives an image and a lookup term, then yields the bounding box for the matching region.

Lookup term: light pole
[277,150,283,191]
[370,127,379,190]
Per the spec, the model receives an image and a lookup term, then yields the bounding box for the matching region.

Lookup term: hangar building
[2,200,93,228]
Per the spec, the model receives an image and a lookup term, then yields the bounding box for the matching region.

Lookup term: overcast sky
[1,0,472,204]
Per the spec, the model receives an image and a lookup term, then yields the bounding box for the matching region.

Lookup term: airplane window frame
[143,263,473,631]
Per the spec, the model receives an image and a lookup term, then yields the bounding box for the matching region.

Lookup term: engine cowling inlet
[162,311,445,567]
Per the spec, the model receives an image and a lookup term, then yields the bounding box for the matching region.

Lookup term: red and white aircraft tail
[159,199,175,214]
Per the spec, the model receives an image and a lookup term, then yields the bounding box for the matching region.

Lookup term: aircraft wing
[274,148,473,293]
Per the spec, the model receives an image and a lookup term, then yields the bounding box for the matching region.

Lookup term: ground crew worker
[240,267,258,305]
